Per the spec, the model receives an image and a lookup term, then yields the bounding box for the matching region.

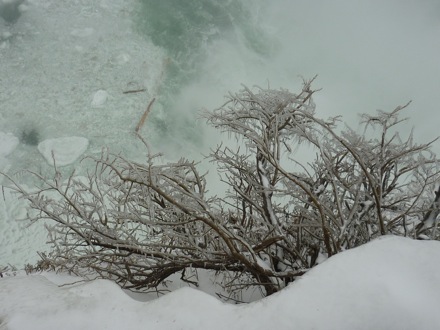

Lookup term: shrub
[4,79,440,297]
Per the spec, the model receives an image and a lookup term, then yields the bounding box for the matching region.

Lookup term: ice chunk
[70,27,94,37]
[38,136,89,166]
[113,53,131,65]
[91,90,109,108]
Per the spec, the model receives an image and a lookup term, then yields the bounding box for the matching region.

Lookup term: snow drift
[1,236,439,330]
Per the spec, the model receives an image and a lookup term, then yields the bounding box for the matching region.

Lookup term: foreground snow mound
[1,236,439,330]
[254,236,440,329]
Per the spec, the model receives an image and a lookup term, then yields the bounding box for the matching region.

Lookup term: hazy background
[138,0,440,156]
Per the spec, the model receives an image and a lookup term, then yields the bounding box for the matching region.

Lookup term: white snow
[37,136,89,167]
[1,236,439,330]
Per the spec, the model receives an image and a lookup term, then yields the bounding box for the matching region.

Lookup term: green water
[133,0,273,150]
[136,0,270,86]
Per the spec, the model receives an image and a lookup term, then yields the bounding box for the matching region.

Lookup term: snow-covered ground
[1,236,439,330]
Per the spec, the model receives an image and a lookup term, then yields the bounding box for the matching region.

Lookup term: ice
[91,89,109,108]
[37,136,89,167]
[113,53,131,65]
[1,31,12,39]
[0,0,167,268]
[0,0,165,174]
[70,27,94,38]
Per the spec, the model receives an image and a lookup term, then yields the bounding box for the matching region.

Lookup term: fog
[185,0,440,149]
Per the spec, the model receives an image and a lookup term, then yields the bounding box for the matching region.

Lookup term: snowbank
[1,236,439,330]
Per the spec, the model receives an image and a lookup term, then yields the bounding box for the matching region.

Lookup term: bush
[4,79,440,298]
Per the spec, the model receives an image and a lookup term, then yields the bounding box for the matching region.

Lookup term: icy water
[1,0,440,267]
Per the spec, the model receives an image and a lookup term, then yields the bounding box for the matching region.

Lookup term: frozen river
[1,0,440,267]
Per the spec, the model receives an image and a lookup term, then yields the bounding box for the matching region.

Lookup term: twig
[135,98,156,133]
[215,292,246,304]
[58,279,89,288]
[123,89,147,94]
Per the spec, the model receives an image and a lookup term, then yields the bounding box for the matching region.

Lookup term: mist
[177,0,440,153]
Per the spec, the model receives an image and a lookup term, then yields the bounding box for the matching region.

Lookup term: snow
[37,136,89,167]
[1,236,439,330]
